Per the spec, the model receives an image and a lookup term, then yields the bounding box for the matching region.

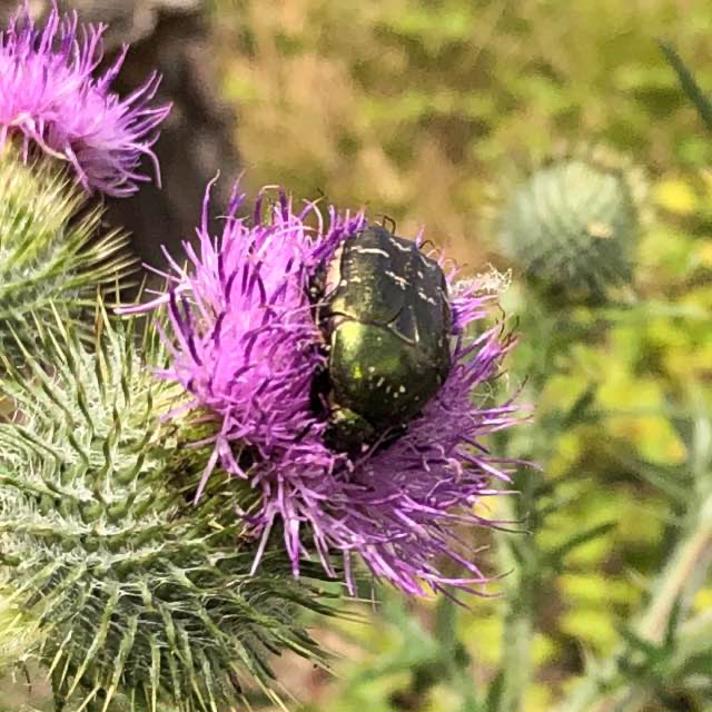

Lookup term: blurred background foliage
[210,1,712,711]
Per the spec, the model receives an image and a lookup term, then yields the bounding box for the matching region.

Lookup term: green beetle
[314,225,452,452]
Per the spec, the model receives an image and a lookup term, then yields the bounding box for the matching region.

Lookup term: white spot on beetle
[353,247,389,257]
[387,238,413,253]
[385,270,408,289]
[417,290,437,305]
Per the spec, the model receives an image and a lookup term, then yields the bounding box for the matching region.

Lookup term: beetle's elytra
[315,225,452,452]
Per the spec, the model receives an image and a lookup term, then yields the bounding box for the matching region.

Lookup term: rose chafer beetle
[314,224,452,452]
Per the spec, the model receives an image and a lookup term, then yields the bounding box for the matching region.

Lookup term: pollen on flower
[129,179,524,597]
[0,2,171,196]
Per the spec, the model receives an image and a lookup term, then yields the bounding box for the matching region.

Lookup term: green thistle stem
[555,491,712,712]
[495,489,537,712]
[638,501,712,643]
[494,293,556,712]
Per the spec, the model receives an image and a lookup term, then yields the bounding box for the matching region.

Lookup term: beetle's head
[323,406,376,454]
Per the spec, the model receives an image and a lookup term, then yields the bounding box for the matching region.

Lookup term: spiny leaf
[659,41,712,131]
[546,522,616,569]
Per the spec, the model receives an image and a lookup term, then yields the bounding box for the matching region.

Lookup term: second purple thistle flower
[0,3,170,197]
[136,180,522,596]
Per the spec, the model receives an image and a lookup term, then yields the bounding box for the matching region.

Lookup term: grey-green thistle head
[0,307,336,712]
[0,145,134,365]
[497,152,646,303]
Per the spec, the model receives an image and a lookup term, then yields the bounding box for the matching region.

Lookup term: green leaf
[484,670,505,712]
[659,41,712,131]
[546,522,616,570]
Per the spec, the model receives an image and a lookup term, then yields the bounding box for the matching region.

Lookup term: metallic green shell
[321,225,452,441]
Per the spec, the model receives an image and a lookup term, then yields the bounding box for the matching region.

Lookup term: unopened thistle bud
[498,152,645,302]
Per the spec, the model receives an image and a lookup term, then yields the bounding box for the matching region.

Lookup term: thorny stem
[495,481,537,712]
[498,587,534,712]
[495,295,554,712]
[432,596,479,712]
[638,515,712,643]
[555,491,712,712]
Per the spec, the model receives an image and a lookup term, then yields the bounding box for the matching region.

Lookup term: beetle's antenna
[419,238,438,254]
[379,214,397,233]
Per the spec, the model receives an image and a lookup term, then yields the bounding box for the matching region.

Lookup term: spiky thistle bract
[0,596,38,673]
[0,145,134,365]
[0,306,338,712]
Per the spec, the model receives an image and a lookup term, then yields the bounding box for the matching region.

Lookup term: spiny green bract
[0,309,335,712]
[497,156,643,302]
[0,146,134,363]
[0,596,38,672]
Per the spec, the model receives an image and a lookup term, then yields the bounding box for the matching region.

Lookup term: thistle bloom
[0,2,170,196]
[132,181,521,595]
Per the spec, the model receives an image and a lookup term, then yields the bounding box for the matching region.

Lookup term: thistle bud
[498,153,645,302]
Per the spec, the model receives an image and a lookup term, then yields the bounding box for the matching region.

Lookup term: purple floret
[0,2,171,196]
[130,180,523,595]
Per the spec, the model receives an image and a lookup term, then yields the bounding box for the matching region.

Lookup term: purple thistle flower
[0,2,171,196]
[130,180,523,595]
